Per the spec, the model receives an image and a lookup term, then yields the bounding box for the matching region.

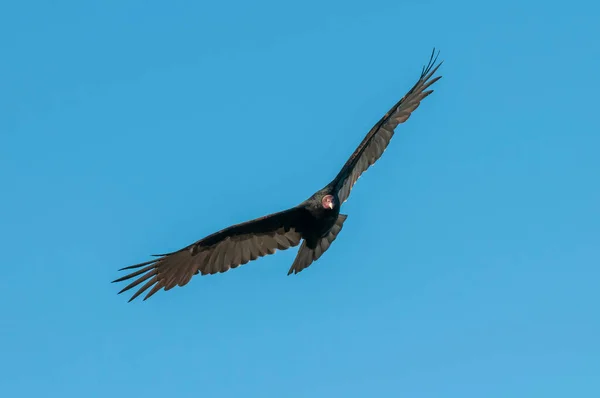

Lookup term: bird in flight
[113,49,443,302]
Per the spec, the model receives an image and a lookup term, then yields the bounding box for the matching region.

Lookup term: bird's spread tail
[287,214,348,275]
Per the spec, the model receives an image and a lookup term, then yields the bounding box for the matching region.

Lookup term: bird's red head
[321,194,335,210]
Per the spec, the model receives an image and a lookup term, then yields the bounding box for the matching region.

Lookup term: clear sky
[1,1,599,397]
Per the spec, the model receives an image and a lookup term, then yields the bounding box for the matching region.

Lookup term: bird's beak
[328,202,334,209]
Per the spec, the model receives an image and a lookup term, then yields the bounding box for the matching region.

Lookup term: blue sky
[1,0,599,397]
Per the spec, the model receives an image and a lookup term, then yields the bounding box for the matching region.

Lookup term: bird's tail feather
[287,214,347,275]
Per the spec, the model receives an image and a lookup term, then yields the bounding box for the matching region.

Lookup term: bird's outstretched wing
[113,207,307,301]
[330,49,443,204]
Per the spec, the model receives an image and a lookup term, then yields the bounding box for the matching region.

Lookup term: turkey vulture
[113,49,443,301]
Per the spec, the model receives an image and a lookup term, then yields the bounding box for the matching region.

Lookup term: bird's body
[113,50,443,301]
[299,189,341,244]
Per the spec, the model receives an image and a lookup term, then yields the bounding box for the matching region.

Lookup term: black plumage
[113,49,443,301]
